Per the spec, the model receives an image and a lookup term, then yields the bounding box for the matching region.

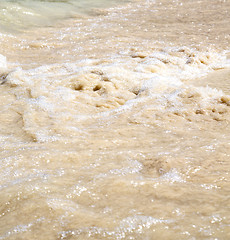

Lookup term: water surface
[0,0,230,239]
[0,0,128,31]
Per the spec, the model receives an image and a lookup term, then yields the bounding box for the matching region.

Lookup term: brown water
[0,0,230,239]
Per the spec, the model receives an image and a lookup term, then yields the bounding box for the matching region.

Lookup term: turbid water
[0,0,230,239]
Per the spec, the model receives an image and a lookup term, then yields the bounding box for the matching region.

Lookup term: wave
[1,46,229,142]
[0,0,129,32]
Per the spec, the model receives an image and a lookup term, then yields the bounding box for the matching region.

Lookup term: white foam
[5,47,230,141]
[0,54,7,72]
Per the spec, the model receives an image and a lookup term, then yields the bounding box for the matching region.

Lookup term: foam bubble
[4,46,230,141]
[0,54,7,73]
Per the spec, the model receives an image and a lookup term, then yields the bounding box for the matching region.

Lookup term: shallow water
[0,0,128,32]
[0,0,230,239]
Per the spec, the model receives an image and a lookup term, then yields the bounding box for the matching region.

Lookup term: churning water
[0,0,230,239]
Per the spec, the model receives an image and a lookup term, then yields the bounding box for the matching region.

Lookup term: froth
[0,54,7,73]
[1,47,230,142]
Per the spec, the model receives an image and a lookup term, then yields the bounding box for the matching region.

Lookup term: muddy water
[0,0,230,239]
